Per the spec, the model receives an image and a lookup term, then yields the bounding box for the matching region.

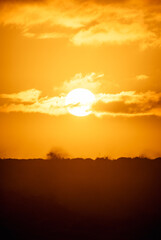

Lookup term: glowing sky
[0,0,161,158]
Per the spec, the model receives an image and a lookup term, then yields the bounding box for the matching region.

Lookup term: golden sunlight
[65,88,95,117]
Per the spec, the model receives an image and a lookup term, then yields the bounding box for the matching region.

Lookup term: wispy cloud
[0,89,41,103]
[0,0,161,48]
[136,75,149,81]
[54,73,104,93]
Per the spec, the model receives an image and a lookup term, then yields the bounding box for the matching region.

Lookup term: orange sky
[0,0,161,158]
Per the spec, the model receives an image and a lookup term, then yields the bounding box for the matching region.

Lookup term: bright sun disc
[65,88,95,117]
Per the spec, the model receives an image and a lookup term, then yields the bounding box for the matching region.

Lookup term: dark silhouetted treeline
[0,157,161,239]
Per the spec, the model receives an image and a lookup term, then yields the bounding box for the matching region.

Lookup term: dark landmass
[1,157,161,240]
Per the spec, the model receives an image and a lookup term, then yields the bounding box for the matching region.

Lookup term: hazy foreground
[1,157,161,240]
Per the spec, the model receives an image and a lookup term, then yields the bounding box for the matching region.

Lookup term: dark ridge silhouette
[1,157,161,240]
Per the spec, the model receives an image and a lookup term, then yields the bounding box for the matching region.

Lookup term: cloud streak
[0,94,68,116]
[93,91,161,117]
[136,75,149,81]
[0,0,161,48]
[0,87,161,117]
[0,89,41,103]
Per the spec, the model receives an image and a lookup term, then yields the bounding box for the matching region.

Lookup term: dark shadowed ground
[0,157,161,239]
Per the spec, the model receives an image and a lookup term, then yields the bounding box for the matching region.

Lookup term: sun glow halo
[65,88,95,117]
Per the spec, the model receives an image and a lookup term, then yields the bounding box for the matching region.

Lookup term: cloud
[54,72,104,93]
[0,87,161,117]
[0,0,96,30]
[0,88,68,115]
[37,32,67,39]
[0,93,68,116]
[136,75,149,81]
[0,89,41,103]
[0,0,161,48]
[92,91,161,117]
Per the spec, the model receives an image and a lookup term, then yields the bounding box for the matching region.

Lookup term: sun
[65,88,95,117]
